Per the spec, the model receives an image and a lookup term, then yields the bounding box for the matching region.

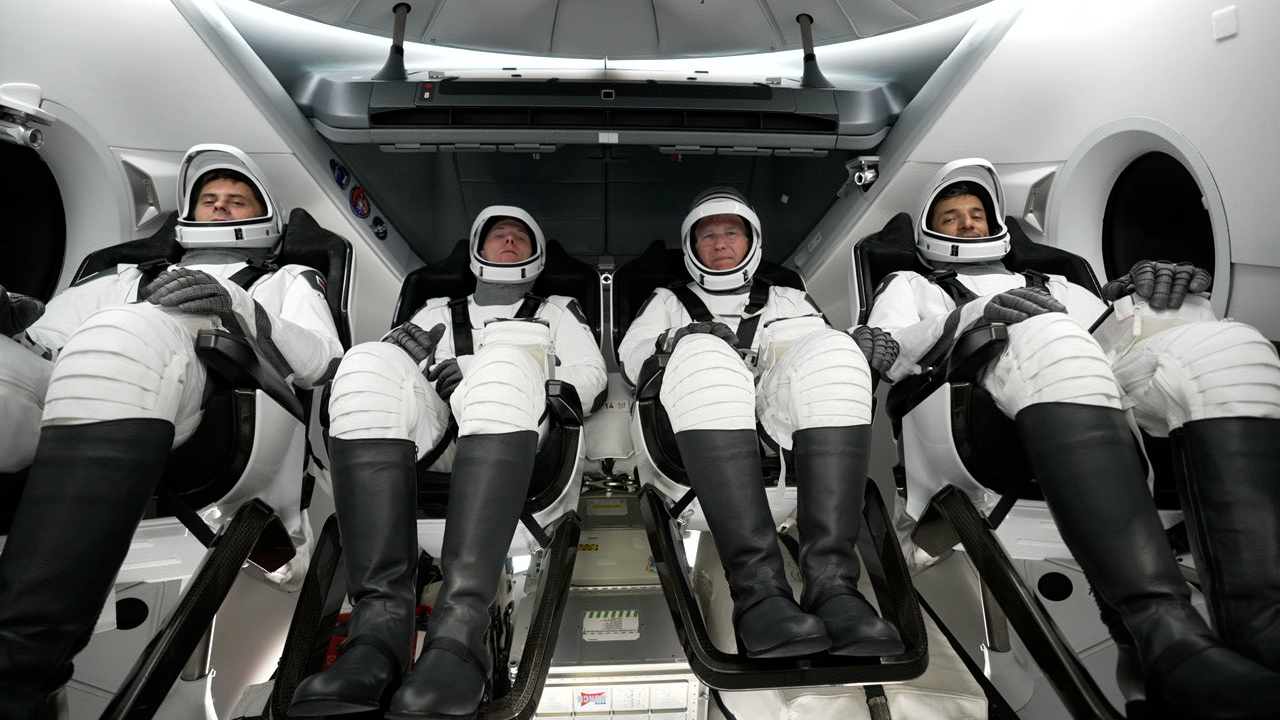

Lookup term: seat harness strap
[668,279,772,349]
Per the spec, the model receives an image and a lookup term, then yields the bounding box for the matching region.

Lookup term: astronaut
[868,158,1280,717]
[618,187,903,660]
[289,206,606,719]
[0,144,343,717]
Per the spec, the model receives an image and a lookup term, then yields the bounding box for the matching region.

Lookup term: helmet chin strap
[473,278,536,306]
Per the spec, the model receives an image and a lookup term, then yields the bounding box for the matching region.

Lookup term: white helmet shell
[681,187,762,292]
[916,158,1010,265]
[174,144,282,250]
[469,205,545,284]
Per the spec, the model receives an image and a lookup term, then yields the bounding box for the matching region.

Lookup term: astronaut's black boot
[1017,403,1280,719]
[0,420,174,719]
[1093,591,1147,710]
[388,431,538,720]
[290,438,419,716]
[1173,417,1280,671]
[794,426,904,656]
[675,429,830,658]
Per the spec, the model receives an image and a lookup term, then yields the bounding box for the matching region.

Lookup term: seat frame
[390,236,598,557]
[614,241,806,531]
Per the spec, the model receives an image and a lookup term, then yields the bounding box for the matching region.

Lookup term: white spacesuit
[618,187,903,662]
[871,159,1280,437]
[326,208,605,458]
[290,205,605,719]
[867,158,1280,717]
[0,144,343,718]
[0,289,50,473]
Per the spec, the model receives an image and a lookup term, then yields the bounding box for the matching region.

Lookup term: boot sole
[385,710,477,720]
[741,632,832,658]
[288,697,382,716]
[828,637,906,657]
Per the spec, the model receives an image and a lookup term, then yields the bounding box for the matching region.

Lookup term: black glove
[667,321,738,350]
[0,285,45,336]
[982,286,1067,325]
[1102,259,1212,310]
[142,268,239,329]
[427,358,463,402]
[383,321,446,370]
[848,325,899,375]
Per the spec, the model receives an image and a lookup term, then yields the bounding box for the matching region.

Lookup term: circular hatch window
[1047,117,1229,315]
[0,143,65,301]
[1102,151,1214,282]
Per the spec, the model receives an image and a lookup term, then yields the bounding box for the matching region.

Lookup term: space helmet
[681,187,762,291]
[174,144,282,250]
[469,205,545,284]
[916,158,1009,265]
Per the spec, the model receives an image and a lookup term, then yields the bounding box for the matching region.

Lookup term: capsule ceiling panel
[247,0,990,59]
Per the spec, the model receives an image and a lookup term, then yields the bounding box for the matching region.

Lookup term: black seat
[60,208,355,718]
[854,212,1153,719]
[613,240,805,485]
[858,212,1101,499]
[269,237,591,720]
[855,212,1181,510]
[101,210,350,509]
[613,239,803,349]
[390,237,595,515]
[75,210,352,349]
[1,209,352,533]
[393,237,600,342]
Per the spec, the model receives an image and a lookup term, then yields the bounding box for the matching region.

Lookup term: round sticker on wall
[370,216,388,240]
[329,159,350,189]
[349,186,371,219]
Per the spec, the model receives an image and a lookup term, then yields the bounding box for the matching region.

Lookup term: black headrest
[274,209,354,349]
[72,209,353,348]
[391,238,600,339]
[73,213,183,282]
[853,212,1101,323]
[612,239,805,343]
[1003,222,1101,294]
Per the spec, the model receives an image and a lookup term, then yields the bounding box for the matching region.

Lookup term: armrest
[947,323,1009,382]
[545,379,583,428]
[196,329,305,422]
[885,323,1009,423]
[885,369,944,424]
[636,352,670,401]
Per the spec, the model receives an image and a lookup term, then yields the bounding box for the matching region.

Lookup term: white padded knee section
[763,329,873,444]
[452,343,546,436]
[328,341,449,449]
[0,336,51,472]
[1116,321,1280,433]
[982,312,1121,417]
[42,305,203,444]
[660,334,755,434]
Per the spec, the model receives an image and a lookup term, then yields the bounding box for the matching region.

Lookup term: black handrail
[101,500,281,719]
[926,486,1125,720]
[477,513,581,720]
[268,513,345,719]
